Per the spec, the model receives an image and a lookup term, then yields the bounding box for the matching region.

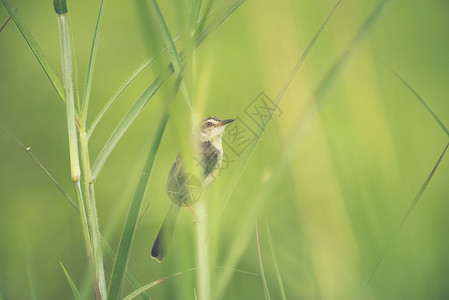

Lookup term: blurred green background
[1,0,449,299]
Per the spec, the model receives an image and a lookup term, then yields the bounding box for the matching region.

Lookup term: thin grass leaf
[1,0,64,103]
[255,221,271,300]
[81,0,106,122]
[0,10,14,32]
[196,0,244,46]
[189,0,202,33]
[353,141,449,299]
[353,61,449,298]
[91,0,242,179]
[87,58,154,140]
[107,110,170,300]
[0,0,83,130]
[122,267,199,300]
[210,0,342,244]
[0,128,146,300]
[215,0,394,297]
[101,238,150,300]
[91,77,161,178]
[149,0,192,108]
[87,34,183,139]
[59,262,81,300]
[377,59,449,136]
[122,279,165,300]
[0,124,78,211]
[264,219,287,300]
[23,230,38,300]
[57,12,81,182]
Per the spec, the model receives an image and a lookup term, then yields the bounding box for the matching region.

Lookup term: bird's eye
[206,122,213,127]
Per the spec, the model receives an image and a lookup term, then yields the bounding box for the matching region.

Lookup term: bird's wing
[201,141,219,179]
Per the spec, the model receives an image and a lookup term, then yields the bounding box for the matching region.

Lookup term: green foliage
[1,0,449,299]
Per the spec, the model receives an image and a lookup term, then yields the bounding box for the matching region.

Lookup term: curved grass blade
[87,34,183,139]
[256,221,271,300]
[122,267,200,300]
[377,59,449,136]
[264,219,287,300]
[0,11,14,32]
[59,262,81,300]
[101,238,150,300]
[196,0,245,46]
[107,110,170,300]
[353,141,449,299]
[0,124,78,212]
[0,125,147,299]
[1,0,64,103]
[353,62,449,298]
[215,0,394,297]
[189,0,202,33]
[0,0,84,130]
[91,0,243,179]
[210,0,342,244]
[91,77,161,179]
[122,278,165,300]
[87,58,155,140]
[149,0,192,108]
[81,0,106,122]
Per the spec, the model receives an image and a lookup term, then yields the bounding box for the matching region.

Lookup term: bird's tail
[151,203,181,262]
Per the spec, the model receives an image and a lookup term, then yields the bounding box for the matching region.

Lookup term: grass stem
[196,201,210,300]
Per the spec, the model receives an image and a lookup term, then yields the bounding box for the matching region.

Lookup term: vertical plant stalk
[80,131,108,300]
[55,1,107,298]
[196,201,210,300]
[57,13,80,183]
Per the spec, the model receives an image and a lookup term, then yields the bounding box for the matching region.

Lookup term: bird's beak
[219,119,234,126]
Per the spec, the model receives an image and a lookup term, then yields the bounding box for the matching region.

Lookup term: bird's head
[197,116,234,142]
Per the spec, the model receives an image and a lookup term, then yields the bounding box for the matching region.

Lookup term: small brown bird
[151,116,234,262]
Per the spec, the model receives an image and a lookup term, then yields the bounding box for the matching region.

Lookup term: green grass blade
[87,34,182,139]
[196,0,245,46]
[0,11,13,32]
[215,0,394,297]
[189,0,202,33]
[59,262,81,300]
[91,77,161,179]
[255,222,271,300]
[81,0,106,122]
[57,12,81,182]
[0,124,79,212]
[352,62,449,298]
[1,0,64,104]
[91,0,243,179]
[353,141,449,299]
[264,219,287,300]
[122,267,202,300]
[149,0,192,108]
[211,0,342,245]
[87,57,155,139]
[122,279,166,300]
[101,238,150,300]
[107,110,170,300]
[377,59,449,136]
